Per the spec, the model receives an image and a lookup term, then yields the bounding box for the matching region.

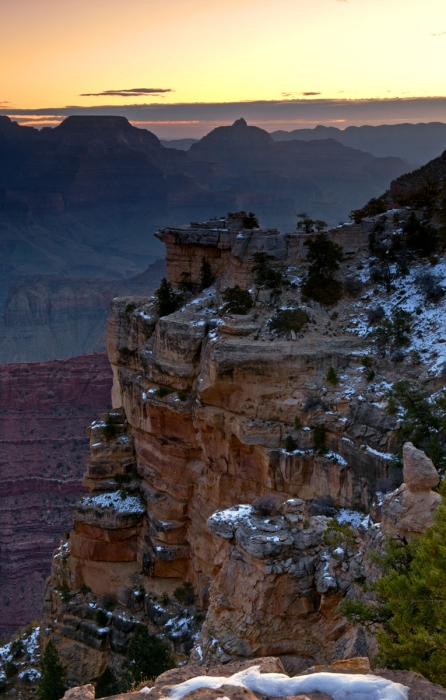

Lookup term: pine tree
[326,367,338,385]
[200,257,215,290]
[243,212,259,229]
[154,278,183,317]
[301,232,344,306]
[122,626,174,688]
[95,668,122,698]
[38,641,66,700]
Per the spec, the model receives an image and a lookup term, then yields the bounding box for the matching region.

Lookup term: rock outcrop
[41,213,445,686]
[0,353,112,635]
[381,442,441,539]
[62,656,446,700]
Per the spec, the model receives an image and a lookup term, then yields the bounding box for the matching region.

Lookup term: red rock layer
[0,353,112,635]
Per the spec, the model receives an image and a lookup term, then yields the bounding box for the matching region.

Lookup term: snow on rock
[207,504,253,538]
[336,508,369,529]
[80,490,146,514]
[160,666,409,700]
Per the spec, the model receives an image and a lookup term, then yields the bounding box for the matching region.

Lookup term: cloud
[432,31,446,36]
[80,87,173,97]
[0,101,11,105]
[281,91,321,98]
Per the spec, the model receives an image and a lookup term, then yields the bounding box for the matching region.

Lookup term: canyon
[0,353,112,635]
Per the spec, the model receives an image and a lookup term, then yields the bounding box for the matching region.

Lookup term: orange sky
[2,0,446,135]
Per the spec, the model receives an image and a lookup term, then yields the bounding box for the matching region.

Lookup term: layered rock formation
[41,212,445,686]
[0,353,112,635]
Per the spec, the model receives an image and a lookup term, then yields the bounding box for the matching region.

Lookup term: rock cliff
[40,211,446,686]
[0,353,112,635]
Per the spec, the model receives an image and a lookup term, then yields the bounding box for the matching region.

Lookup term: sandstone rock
[402,442,440,491]
[62,684,95,700]
[381,443,441,539]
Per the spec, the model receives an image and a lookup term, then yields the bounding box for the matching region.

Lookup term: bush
[11,638,24,658]
[103,411,118,440]
[96,668,122,699]
[269,308,309,334]
[125,303,136,313]
[59,581,72,603]
[324,519,355,548]
[294,416,302,430]
[296,213,326,233]
[349,197,386,223]
[156,386,174,398]
[416,271,444,302]
[313,424,327,453]
[38,641,66,700]
[200,257,215,290]
[372,309,413,352]
[155,278,183,317]
[123,626,175,687]
[179,271,193,292]
[370,263,394,294]
[177,390,190,401]
[222,286,253,315]
[285,435,298,452]
[344,275,364,297]
[252,494,280,516]
[303,395,326,413]
[252,252,284,289]
[302,233,344,306]
[173,581,195,605]
[326,367,338,385]
[96,610,108,627]
[243,212,259,229]
[4,661,18,679]
[366,306,385,325]
[404,212,439,256]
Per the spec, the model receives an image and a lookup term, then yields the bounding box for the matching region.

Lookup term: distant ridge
[271,122,446,165]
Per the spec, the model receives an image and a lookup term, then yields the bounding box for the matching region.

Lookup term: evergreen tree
[122,626,174,688]
[341,484,446,686]
[326,367,338,385]
[243,212,259,229]
[154,278,183,317]
[38,641,66,700]
[95,668,122,698]
[301,232,344,305]
[199,257,215,290]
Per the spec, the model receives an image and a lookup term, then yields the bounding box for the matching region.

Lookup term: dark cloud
[281,91,321,98]
[80,88,173,97]
[3,96,446,138]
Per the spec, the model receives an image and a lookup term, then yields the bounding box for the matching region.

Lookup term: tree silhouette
[38,641,66,700]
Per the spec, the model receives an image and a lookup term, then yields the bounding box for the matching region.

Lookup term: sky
[2,0,446,137]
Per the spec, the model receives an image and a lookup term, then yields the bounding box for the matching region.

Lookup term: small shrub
[177,390,190,401]
[310,496,336,517]
[365,369,376,382]
[344,275,364,297]
[375,469,404,494]
[160,592,170,606]
[252,252,284,289]
[179,271,193,292]
[404,212,439,256]
[366,305,385,325]
[200,257,215,290]
[156,385,174,398]
[285,435,298,452]
[4,661,18,679]
[373,309,413,352]
[222,286,253,315]
[269,308,309,334]
[80,584,91,595]
[416,271,444,302]
[125,303,136,313]
[324,519,355,548]
[294,416,302,430]
[303,395,325,412]
[103,411,118,440]
[326,366,338,385]
[11,638,24,658]
[361,356,373,368]
[96,610,108,627]
[173,581,195,605]
[243,212,259,229]
[252,494,280,516]
[59,581,72,603]
[313,424,327,453]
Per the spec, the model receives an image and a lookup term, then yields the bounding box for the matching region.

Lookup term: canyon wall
[0,353,112,635]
